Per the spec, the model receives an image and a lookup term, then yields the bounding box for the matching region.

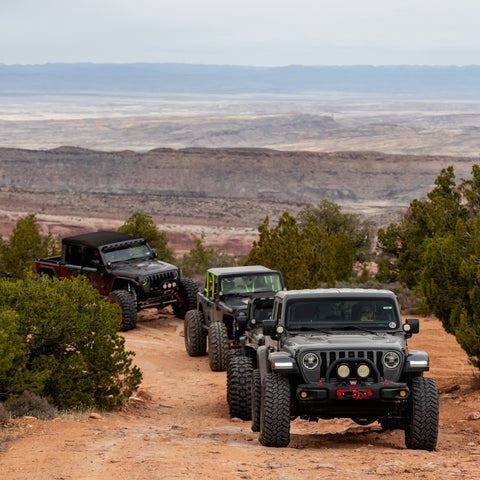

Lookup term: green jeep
[183,266,285,371]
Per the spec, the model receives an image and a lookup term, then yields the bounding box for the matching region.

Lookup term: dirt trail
[1,313,480,480]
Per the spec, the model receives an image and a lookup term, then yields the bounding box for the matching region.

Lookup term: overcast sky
[1,0,479,66]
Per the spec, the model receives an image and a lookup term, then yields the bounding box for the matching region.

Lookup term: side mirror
[151,248,158,259]
[403,318,420,338]
[263,319,277,337]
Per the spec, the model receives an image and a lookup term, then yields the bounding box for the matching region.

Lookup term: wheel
[226,355,253,420]
[251,369,262,432]
[226,349,244,366]
[107,290,137,331]
[208,322,229,371]
[405,376,439,451]
[184,309,207,356]
[259,372,291,447]
[173,278,198,319]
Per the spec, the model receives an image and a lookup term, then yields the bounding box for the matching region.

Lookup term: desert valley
[1,64,480,478]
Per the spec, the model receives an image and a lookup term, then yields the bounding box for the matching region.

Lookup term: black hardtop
[62,231,143,249]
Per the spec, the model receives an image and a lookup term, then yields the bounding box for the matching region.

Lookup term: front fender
[257,346,271,383]
[269,351,298,376]
[404,350,430,373]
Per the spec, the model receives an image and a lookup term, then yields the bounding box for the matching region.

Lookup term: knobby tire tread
[208,322,229,371]
[259,373,291,447]
[184,309,207,356]
[226,355,253,420]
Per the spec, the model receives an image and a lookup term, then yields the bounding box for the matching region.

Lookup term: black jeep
[35,231,198,330]
[255,288,439,450]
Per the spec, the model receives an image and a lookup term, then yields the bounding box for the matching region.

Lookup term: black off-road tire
[251,369,262,432]
[184,309,207,356]
[259,373,291,447]
[107,290,138,331]
[226,349,244,366]
[208,322,229,372]
[226,355,253,420]
[405,376,439,451]
[173,278,199,319]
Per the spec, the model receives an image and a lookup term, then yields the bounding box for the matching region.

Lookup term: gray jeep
[255,288,439,450]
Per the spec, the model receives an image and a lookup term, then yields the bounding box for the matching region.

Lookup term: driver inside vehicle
[359,304,375,322]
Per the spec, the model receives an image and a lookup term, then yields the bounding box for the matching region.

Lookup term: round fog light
[357,364,370,378]
[337,364,351,378]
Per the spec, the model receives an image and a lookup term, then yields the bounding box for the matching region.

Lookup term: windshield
[285,297,401,332]
[220,273,283,295]
[102,243,152,264]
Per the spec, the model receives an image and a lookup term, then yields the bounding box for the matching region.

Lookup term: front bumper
[295,381,409,417]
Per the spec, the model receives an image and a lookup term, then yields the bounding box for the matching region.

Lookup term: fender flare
[257,345,271,383]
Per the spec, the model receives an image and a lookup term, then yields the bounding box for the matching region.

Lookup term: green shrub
[5,391,57,420]
[0,274,142,410]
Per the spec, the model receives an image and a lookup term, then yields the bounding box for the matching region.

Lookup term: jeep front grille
[300,349,403,384]
[148,271,178,290]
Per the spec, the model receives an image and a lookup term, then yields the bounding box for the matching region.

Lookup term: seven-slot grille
[300,349,401,383]
[148,271,178,290]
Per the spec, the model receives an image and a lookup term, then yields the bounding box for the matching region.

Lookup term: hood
[218,291,276,314]
[283,332,406,354]
[108,259,178,278]
[218,296,250,313]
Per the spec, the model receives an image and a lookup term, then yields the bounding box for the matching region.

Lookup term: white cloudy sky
[1,0,479,66]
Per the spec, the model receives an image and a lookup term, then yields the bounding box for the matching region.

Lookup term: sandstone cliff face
[0,146,474,209]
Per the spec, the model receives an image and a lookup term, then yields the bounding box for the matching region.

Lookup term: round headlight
[337,364,351,378]
[141,276,149,286]
[357,364,370,378]
[302,352,320,370]
[383,351,401,369]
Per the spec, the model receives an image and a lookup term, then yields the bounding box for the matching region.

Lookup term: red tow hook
[336,388,373,399]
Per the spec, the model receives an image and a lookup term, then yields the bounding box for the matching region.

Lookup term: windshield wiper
[288,326,330,334]
[338,325,377,334]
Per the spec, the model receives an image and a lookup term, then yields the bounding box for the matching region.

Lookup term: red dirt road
[1,313,480,480]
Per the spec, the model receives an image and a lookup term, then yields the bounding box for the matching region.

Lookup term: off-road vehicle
[255,288,439,450]
[183,266,284,372]
[35,231,198,331]
[226,294,275,420]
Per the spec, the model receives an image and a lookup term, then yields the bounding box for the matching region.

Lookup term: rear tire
[173,278,198,319]
[405,376,439,451]
[251,369,262,432]
[107,290,137,331]
[208,322,229,371]
[226,355,253,420]
[259,373,291,447]
[184,309,207,356]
